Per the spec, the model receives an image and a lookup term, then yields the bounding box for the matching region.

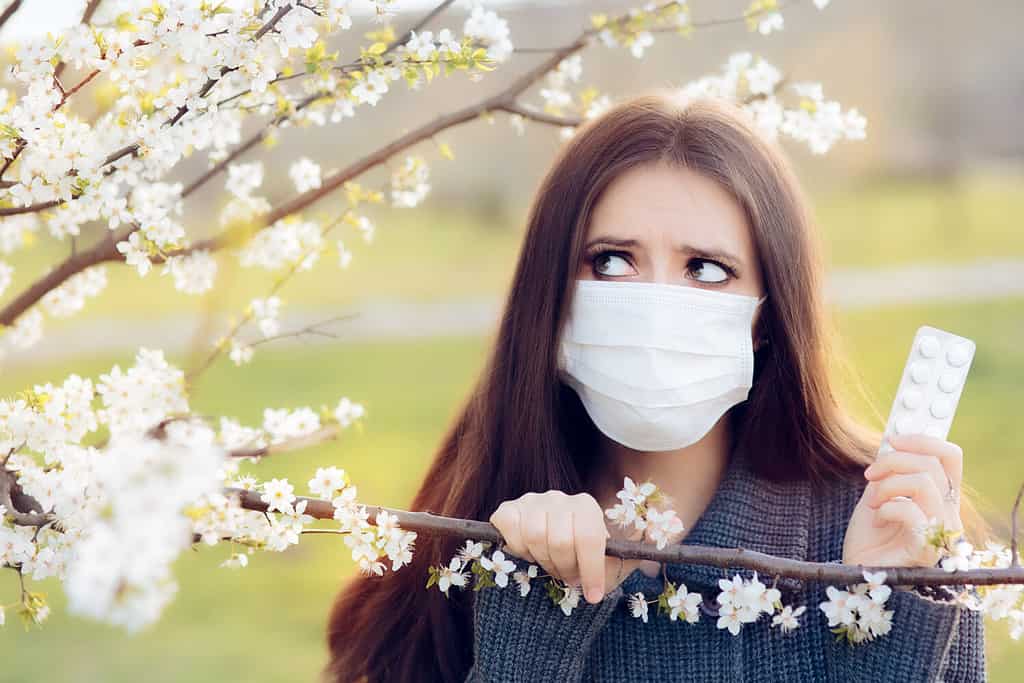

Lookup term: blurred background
[1,0,1022,680]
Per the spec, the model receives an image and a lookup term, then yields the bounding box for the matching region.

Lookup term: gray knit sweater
[464,447,986,682]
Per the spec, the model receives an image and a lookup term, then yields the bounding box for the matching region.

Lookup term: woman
[323,91,989,682]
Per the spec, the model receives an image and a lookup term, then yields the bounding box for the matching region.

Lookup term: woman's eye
[592,252,635,277]
[688,259,730,284]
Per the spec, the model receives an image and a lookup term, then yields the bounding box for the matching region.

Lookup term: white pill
[878,439,895,455]
[910,361,931,384]
[901,388,923,409]
[938,371,960,393]
[947,342,971,367]
[924,424,945,438]
[930,397,953,419]
[918,335,940,358]
[895,415,918,434]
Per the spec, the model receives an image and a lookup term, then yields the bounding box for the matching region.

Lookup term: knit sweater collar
[650,446,813,594]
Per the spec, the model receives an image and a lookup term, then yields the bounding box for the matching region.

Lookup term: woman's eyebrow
[676,242,744,269]
[584,237,640,250]
[584,237,743,269]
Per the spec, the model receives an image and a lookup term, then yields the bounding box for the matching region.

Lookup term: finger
[547,505,580,587]
[489,501,535,564]
[865,471,945,522]
[520,498,554,574]
[874,496,928,537]
[874,498,940,566]
[865,451,948,499]
[572,497,609,604]
[887,433,963,490]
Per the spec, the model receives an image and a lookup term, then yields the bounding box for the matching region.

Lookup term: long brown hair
[322,90,989,683]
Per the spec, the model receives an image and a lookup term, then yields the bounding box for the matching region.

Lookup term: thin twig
[0,466,50,527]
[0,0,23,30]
[1012,481,1024,567]
[229,424,342,460]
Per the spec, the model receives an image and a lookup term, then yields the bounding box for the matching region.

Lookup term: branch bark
[0,0,23,31]
[0,466,50,526]
[227,486,1024,589]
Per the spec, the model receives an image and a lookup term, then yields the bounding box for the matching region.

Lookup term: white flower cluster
[443,537,812,635]
[680,52,866,155]
[596,2,690,60]
[402,28,463,63]
[250,296,282,338]
[238,217,324,271]
[224,293,286,366]
[0,348,225,630]
[390,156,431,209]
[40,266,108,318]
[819,569,895,644]
[604,476,684,550]
[539,55,583,115]
[920,518,1024,639]
[220,461,418,578]
[63,422,227,632]
[714,572,787,634]
[162,249,217,295]
[0,213,38,256]
[780,82,868,155]
[289,157,322,194]
[221,161,271,229]
[463,3,514,64]
[97,347,189,438]
[0,345,379,630]
[344,505,417,577]
[1,264,107,357]
[0,0,509,356]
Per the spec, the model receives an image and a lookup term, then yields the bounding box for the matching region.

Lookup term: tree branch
[0,0,464,325]
[1013,481,1024,568]
[0,466,50,526]
[228,424,342,460]
[0,0,23,31]
[226,487,1024,589]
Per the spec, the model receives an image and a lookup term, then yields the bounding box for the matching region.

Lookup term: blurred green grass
[2,171,1024,680]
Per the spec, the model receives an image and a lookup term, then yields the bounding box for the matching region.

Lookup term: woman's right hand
[488,490,684,605]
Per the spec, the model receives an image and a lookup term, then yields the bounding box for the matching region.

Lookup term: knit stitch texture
[464,447,986,682]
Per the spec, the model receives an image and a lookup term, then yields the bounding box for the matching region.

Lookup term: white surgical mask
[557,279,767,452]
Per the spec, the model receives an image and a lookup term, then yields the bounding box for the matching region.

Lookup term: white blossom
[288,157,322,193]
[667,583,703,623]
[438,557,468,596]
[771,604,807,633]
[480,550,516,587]
[512,564,538,597]
[463,4,513,63]
[558,583,582,615]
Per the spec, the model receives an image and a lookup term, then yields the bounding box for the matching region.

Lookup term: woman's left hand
[843,433,964,567]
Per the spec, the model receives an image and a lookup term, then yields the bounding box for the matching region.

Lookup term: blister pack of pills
[878,325,976,455]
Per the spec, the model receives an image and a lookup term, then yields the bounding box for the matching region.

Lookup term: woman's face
[579,160,766,343]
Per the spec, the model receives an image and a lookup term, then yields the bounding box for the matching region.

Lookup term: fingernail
[586,587,600,603]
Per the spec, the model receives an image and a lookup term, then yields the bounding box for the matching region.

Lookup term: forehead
[586,161,753,255]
